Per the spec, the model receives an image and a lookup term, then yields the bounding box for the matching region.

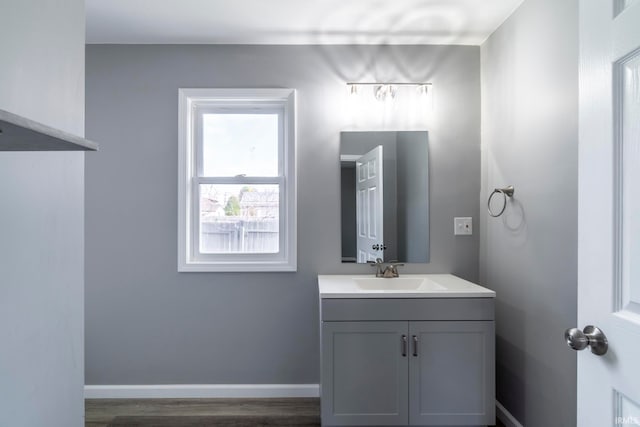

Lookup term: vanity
[318,274,496,427]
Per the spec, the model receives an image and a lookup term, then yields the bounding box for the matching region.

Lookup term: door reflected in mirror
[340,131,429,264]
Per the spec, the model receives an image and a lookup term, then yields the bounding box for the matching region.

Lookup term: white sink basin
[353,277,446,291]
[318,274,496,298]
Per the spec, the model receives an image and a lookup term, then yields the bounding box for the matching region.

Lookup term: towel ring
[488,185,515,217]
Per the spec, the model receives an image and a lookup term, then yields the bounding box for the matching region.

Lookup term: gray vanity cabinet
[321,321,409,426]
[320,298,495,427]
[408,321,495,426]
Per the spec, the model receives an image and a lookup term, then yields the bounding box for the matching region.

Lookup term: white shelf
[0,108,98,151]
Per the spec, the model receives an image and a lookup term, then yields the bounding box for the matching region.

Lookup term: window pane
[199,184,279,254]
[202,113,279,177]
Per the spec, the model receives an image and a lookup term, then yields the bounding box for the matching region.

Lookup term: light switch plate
[454,217,473,235]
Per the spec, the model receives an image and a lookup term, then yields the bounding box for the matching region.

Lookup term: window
[178,89,296,271]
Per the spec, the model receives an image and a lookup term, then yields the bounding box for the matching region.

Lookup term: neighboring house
[200,196,225,219]
[239,190,278,218]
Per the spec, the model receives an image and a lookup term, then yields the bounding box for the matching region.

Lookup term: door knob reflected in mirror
[564,325,608,356]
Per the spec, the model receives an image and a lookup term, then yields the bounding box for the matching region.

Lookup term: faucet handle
[368,258,385,277]
[386,261,404,278]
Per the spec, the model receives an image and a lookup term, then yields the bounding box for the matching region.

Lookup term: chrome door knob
[564,325,608,356]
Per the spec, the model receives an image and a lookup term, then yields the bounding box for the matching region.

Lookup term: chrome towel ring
[488,185,515,217]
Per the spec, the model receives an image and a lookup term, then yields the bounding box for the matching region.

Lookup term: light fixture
[347,82,431,101]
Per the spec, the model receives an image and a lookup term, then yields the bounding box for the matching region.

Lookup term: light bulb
[374,85,396,101]
[417,84,429,96]
[388,85,397,99]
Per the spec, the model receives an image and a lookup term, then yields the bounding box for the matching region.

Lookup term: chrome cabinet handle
[412,335,418,357]
[401,335,407,357]
[564,325,608,356]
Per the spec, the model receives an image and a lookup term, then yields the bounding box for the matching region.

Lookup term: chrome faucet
[369,258,405,278]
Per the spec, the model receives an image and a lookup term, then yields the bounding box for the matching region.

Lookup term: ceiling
[86,0,523,45]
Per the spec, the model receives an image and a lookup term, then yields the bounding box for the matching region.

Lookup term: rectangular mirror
[340,131,429,263]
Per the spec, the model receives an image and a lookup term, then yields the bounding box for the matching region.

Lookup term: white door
[575,1,640,425]
[356,146,384,263]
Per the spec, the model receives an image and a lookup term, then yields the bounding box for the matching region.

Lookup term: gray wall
[340,166,357,259]
[397,132,429,263]
[85,45,480,385]
[0,0,85,425]
[480,0,578,425]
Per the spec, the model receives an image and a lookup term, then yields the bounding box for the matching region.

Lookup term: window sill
[178,260,297,273]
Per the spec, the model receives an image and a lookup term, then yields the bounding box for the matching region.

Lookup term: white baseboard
[496,400,524,427]
[84,384,320,399]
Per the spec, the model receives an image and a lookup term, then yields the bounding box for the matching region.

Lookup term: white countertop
[318,274,496,299]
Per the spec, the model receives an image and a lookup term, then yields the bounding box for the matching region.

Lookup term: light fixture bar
[347,82,432,101]
[346,82,432,87]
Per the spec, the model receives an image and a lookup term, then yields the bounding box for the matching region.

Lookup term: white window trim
[178,88,297,272]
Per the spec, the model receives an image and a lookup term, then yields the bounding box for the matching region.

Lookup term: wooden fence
[200,218,278,253]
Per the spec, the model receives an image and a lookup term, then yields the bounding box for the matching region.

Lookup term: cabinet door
[409,321,495,426]
[321,321,409,426]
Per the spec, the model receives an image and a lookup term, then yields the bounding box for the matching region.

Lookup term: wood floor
[85,398,320,427]
[85,398,506,427]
